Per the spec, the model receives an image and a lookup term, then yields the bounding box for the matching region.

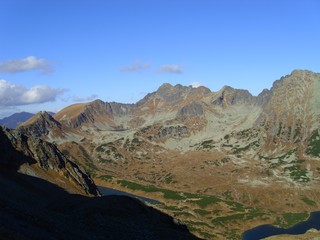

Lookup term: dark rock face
[88,99,134,116]
[160,86,187,103]
[136,92,156,106]
[154,125,188,139]
[255,70,320,142]
[155,83,192,103]
[256,88,271,105]
[213,86,255,106]
[109,102,134,116]
[0,127,100,196]
[18,111,61,138]
[178,102,204,117]
[137,84,210,107]
[73,111,96,128]
[72,100,133,128]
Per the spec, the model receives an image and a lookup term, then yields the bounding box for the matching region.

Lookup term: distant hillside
[0,112,34,128]
[0,112,56,129]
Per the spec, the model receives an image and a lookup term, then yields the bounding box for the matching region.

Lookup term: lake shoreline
[98,186,161,205]
[242,211,320,240]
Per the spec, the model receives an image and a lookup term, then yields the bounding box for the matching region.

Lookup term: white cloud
[0,80,64,106]
[158,65,183,74]
[72,94,98,102]
[120,61,150,72]
[190,82,203,88]
[0,56,53,74]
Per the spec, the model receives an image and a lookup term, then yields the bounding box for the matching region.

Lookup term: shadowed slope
[0,126,201,240]
[0,170,201,240]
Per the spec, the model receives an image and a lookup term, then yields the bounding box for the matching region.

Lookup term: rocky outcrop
[55,99,134,129]
[154,125,188,140]
[176,101,204,121]
[83,99,133,117]
[255,70,320,142]
[18,111,62,138]
[156,83,190,103]
[212,86,255,106]
[0,126,100,196]
[256,88,271,105]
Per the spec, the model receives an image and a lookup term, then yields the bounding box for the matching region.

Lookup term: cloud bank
[190,82,203,88]
[0,80,64,106]
[158,65,183,74]
[0,56,53,74]
[120,61,150,72]
[72,94,98,102]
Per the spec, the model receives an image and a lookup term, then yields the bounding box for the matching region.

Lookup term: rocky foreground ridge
[0,126,200,240]
[0,126,99,196]
[15,70,320,239]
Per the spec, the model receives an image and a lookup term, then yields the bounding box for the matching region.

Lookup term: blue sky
[0,0,319,118]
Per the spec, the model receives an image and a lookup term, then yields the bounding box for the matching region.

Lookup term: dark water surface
[242,211,320,240]
[98,186,160,204]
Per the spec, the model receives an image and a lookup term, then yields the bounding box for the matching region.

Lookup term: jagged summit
[18,111,62,138]
[257,69,320,141]
[20,111,57,126]
[212,85,255,106]
[290,69,318,76]
[19,70,320,137]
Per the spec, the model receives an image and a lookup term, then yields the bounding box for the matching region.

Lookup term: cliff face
[0,126,100,196]
[53,99,134,129]
[212,86,256,106]
[256,70,320,142]
[18,111,62,138]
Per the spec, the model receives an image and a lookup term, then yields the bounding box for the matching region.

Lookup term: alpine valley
[3,70,320,239]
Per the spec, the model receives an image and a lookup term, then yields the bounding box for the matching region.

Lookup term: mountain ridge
[0,126,100,196]
[14,69,320,239]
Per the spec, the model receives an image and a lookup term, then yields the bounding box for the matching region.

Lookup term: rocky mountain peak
[18,111,62,138]
[157,82,173,91]
[256,70,320,141]
[154,83,212,105]
[290,69,317,76]
[156,83,191,101]
[256,88,271,105]
[212,85,254,106]
[191,85,211,94]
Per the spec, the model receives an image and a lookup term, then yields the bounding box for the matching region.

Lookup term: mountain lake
[98,186,160,205]
[242,211,320,240]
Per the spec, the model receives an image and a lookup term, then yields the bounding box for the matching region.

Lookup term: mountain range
[2,69,320,239]
[0,111,55,129]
